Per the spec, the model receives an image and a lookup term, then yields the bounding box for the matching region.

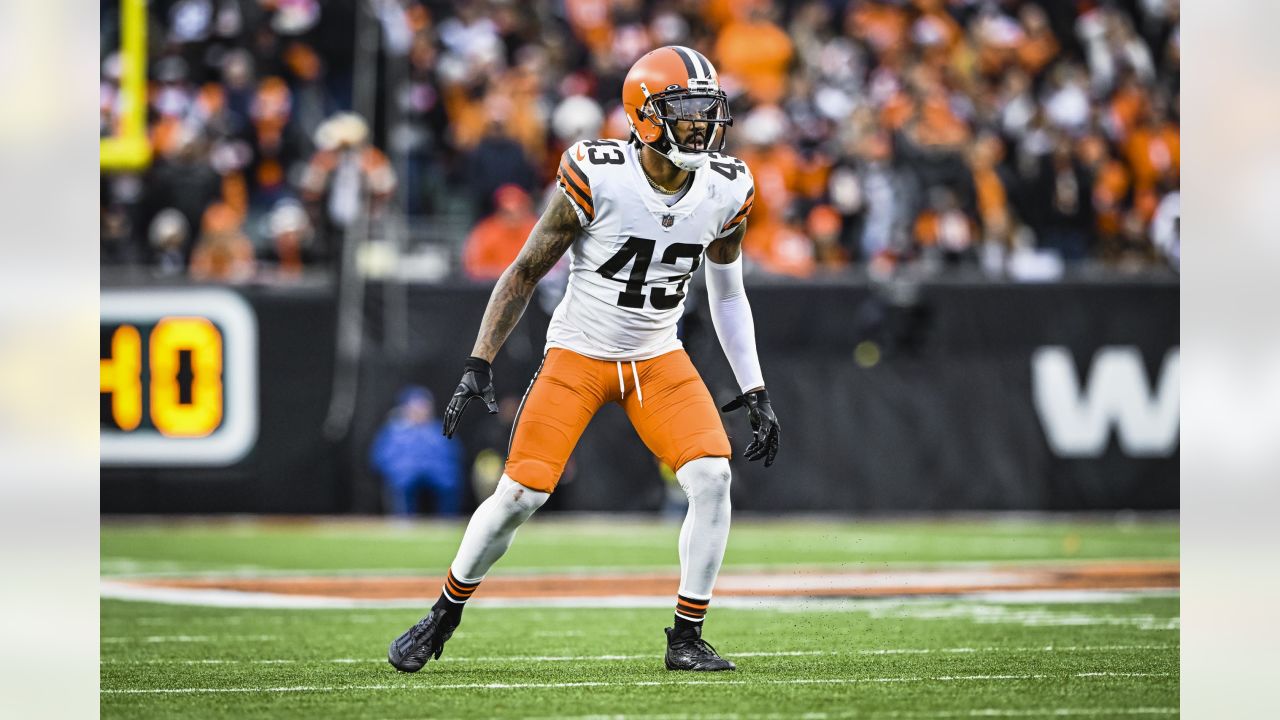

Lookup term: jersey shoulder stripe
[556,150,595,223]
[720,184,754,234]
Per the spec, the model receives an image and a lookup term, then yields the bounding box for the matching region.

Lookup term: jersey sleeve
[717,174,755,238]
[556,143,596,228]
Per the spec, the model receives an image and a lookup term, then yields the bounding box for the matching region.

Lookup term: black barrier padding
[103,279,1178,514]
[101,286,341,514]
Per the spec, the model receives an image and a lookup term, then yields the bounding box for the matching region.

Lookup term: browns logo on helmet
[622,46,733,171]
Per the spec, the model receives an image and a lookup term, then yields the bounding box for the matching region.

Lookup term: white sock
[675,457,733,610]
[448,475,549,584]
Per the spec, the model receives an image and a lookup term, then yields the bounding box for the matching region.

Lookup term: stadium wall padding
[101,279,1178,514]
[101,286,343,513]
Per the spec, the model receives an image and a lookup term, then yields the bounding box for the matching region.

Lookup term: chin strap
[635,133,709,171]
[658,120,711,170]
[665,147,708,171]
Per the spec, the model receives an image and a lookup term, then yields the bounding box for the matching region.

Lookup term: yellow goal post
[100,0,151,172]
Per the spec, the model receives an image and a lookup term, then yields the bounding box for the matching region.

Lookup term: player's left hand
[720,388,780,467]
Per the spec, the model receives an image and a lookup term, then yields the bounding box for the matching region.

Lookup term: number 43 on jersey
[596,237,702,310]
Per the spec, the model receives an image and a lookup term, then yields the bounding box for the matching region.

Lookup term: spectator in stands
[1042,63,1092,136]
[189,202,256,283]
[735,106,804,260]
[750,211,817,278]
[1077,132,1130,256]
[1151,185,1180,272]
[807,205,849,273]
[850,0,909,60]
[102,0,1180,275]
[550,94,605,161]
[395,28,450,215]
[1079,7,1156,95]
[1015,4,1060,78]
[370,386,464,517]
[1125,98,1180,197]
[300,112,396,257]
[101,204,136,267]
[264,199,315,280]
[246,76,311,211]
[463,100,538,219]
[714,2,794,104]
[141,129,222,265]
[462,184,538,281]
[914,187,978,267]
[837,107,910,264]
[1033,138,1096,261]
[968,132,1015,248]
[148,209,190,278]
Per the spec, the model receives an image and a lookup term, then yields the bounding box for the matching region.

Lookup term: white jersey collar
[625,142,709,220]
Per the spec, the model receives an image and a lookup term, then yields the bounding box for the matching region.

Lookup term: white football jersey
[546,139,754,360]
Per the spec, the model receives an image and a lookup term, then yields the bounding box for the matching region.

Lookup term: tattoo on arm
[706,221,747,264]
[471,192,581,361]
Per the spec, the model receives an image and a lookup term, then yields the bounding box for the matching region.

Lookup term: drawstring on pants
[616,360,644,407]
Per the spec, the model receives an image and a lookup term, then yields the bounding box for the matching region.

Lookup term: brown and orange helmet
[622,46,732,155]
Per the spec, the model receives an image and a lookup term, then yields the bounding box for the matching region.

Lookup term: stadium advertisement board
[100,288,258,466]
[101,281,1177,514]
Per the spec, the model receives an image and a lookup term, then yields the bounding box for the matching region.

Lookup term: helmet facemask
[636,84,733,171]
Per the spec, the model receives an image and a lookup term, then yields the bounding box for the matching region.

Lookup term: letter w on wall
[1032,346,1180,458]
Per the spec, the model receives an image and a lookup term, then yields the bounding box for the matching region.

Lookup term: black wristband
[747,388,769,403]
[464,356,492,376]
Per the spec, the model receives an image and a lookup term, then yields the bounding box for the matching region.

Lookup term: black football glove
[442,356,499,438]
[720,388,780,467]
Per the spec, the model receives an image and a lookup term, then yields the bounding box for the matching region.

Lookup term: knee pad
[496,475,550,518]
[676,457,732,503]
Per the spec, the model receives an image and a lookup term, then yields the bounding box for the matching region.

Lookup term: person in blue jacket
[370,386,464,516]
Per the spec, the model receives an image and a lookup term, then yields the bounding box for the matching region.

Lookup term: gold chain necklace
[641,161,691,195]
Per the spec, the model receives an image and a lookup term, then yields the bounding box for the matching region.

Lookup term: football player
[389,46,780,674]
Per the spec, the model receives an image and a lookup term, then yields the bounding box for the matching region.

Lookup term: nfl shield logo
[662,214,674,228]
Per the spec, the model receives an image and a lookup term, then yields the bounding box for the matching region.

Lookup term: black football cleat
[388,607,461,673]
[664,625,736,671]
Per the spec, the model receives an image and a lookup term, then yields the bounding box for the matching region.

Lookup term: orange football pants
[504,347,732,493]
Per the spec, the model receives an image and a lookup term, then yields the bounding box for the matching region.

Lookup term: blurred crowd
[101,0,1180,282]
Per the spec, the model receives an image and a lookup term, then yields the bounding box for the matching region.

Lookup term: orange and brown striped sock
[440,568,481,605]
[674,593,710,627]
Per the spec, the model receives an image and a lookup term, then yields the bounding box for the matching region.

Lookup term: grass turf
[101,517,1179,718]
[101,517,1179,576]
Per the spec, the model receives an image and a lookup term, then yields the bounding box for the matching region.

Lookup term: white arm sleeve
[704,255,765,393]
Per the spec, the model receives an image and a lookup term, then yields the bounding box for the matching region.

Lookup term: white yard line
[102,651,827,664]
[99,557,1178,581]
[100,672,1176,695]
[99,644,1176,663]
[513,710,1178,720]
[100,635,277,644]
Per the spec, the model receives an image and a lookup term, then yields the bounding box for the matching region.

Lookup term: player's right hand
[442,356,500,438]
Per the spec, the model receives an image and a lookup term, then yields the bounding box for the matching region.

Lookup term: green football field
[101,516,1179,718]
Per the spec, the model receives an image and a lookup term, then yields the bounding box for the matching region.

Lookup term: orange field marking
[126,562,1179,602]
